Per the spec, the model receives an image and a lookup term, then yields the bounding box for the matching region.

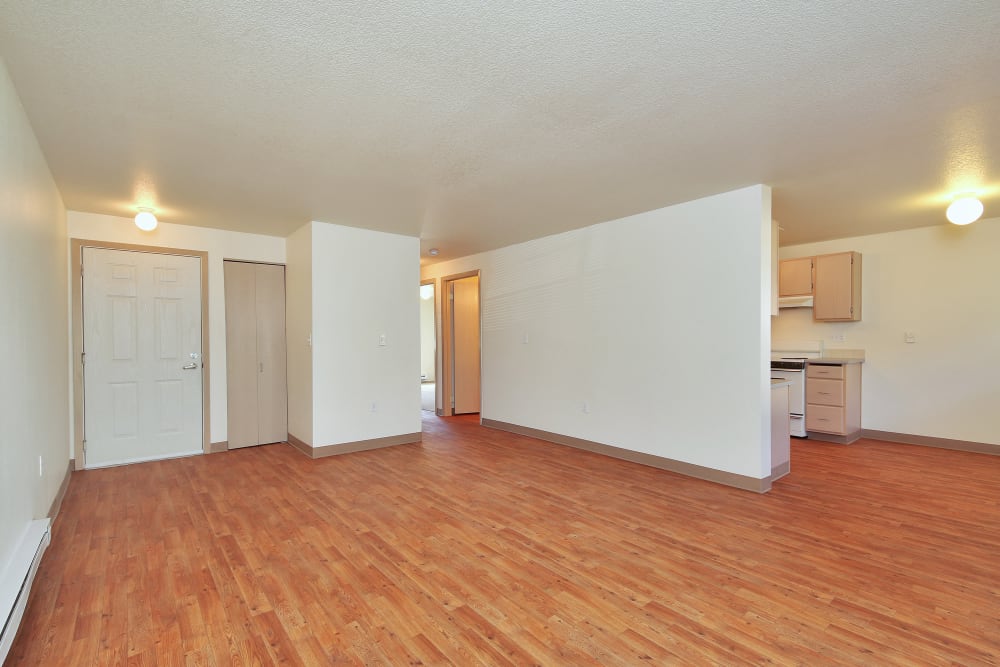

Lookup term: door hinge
[81,352,86,366]
[82,439,87,453]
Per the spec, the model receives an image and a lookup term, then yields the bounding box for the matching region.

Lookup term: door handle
[182,363,199,370]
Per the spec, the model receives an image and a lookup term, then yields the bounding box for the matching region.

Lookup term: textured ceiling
[1,1,998,262]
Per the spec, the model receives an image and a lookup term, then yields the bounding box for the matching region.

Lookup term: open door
[419,280,437,412]
[441,271,481,416]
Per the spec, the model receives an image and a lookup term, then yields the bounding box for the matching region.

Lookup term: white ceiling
[1,1,998,263]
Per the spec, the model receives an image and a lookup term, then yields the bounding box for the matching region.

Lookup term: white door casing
[82,248,203,468]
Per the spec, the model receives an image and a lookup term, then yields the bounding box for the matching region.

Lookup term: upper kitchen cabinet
[778,257,814,296]
[813,251,861,321]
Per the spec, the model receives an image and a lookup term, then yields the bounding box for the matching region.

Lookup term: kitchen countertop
[807,357,865,365]
[770,378,791,387]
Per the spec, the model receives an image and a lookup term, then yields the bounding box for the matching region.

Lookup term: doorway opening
[419,280,437,412]
[440,271,481,417]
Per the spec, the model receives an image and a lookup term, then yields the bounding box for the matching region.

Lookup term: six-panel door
[82,248,203,467]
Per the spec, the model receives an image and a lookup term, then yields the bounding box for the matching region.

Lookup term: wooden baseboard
[287,433,312,457]
[861,429,998,456]
[807,430,862,445]
[287,432,422,459]
[481,419,771,493]
[208,441,228,454]
[48,459,74,520]
[769,461,790,483]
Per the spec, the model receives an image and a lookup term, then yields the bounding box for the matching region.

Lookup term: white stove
[771,341,823,437]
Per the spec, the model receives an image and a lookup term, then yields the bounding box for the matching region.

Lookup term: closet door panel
[224,261,259,449]
[255,263,288,444]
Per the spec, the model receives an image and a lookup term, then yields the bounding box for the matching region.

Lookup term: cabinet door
[814,252,860,321]
[779,257,813,296]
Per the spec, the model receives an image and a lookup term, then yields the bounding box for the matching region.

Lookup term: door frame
[71,239,210,470]
[438,269,481,418]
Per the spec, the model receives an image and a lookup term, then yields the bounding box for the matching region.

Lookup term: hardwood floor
[6,415,999,666]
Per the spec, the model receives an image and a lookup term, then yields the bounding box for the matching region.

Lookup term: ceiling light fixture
[945,194,984,226]
[428,248,440,256]
[134,208,158,231]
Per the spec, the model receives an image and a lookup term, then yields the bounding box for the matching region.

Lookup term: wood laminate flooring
[6,414,999,665]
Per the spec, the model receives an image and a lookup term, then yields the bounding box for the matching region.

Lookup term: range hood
[778,295,814,309]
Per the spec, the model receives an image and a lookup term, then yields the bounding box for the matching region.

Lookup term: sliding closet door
[224,261,287,449]
[224,261,259,449]
[254,263,287,444]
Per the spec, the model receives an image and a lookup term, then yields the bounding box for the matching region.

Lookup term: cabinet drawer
[806,405,845,434]
[807,364,844,380]
[806,378,845,407]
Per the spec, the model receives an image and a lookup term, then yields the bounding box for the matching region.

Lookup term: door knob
[182,362,199,370]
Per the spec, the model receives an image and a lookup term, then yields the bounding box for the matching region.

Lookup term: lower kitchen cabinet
[806,362,862,443]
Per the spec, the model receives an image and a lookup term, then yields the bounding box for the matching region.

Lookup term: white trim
[0,519,50,663]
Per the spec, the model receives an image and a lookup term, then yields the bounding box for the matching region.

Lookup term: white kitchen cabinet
[771,383,791,480]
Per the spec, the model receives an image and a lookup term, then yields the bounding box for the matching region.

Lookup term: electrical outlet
[904,332,917,344]
[378,333,387,347]
[830,334,846,343]
[582,401,590,414]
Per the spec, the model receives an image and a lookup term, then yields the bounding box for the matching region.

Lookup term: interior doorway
[441,271,481,416]
[419,280,437,412]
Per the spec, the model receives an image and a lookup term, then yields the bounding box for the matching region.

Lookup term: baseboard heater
[0,519,51,663]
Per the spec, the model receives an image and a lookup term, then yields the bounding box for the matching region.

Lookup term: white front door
[83,247,203,468]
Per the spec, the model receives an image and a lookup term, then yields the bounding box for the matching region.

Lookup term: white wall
[420,291,436,381]
[285,223,313,444]
[773,219,1000,446]
[0,59,70,573]
[423,185,774,479]
[310,222,422,445]
[67,211,286,445]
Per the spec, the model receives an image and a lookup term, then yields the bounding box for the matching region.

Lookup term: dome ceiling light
[945,194,984,226]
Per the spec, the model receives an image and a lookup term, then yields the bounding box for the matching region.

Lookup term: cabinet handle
[818,391,831,395]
